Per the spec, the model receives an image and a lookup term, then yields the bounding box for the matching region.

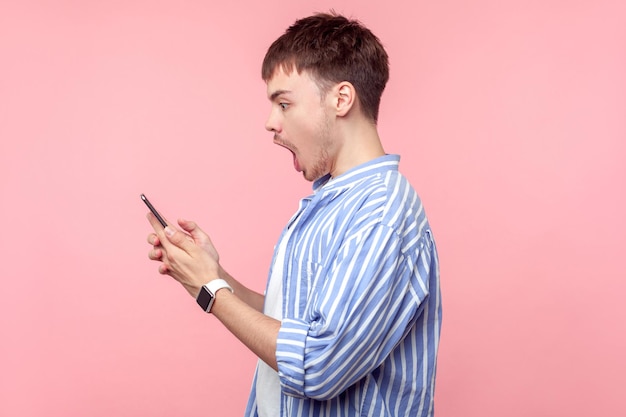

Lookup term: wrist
[196,279,234,313]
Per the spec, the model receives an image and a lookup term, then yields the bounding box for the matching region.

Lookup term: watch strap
[206,279,233,297]
[197,279,233,313]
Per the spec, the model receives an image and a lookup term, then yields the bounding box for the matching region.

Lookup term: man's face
[265,68,337,182]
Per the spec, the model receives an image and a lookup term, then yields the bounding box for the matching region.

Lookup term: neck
[329,119,385,178]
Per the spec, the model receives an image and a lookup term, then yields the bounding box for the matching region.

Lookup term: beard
[304,146,331,181]
[303,110,334,181]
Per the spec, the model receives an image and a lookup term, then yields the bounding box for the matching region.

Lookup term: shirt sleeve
[275,223,433,400]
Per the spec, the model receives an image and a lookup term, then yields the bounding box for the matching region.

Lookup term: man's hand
[146,213,220,298]
[176,218,220,263]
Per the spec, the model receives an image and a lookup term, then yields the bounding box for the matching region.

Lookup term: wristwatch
[196,279,234,313]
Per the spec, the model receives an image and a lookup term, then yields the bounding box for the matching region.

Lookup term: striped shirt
[245,154,442,417]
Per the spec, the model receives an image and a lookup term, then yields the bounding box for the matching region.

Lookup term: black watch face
[197,286,213,310]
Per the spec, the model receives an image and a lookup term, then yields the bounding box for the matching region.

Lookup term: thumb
[178,219,207,241]
[164,226,193,252]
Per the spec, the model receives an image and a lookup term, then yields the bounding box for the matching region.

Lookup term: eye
[279,102,289,110]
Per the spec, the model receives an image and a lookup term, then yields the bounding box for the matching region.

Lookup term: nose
[265,107,281,133]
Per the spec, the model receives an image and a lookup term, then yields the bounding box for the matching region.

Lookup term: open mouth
[274,138,301,172]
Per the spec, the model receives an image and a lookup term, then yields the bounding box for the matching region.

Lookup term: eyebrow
[269,89,291,101]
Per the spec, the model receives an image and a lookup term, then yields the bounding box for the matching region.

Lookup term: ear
[333,81,356,117]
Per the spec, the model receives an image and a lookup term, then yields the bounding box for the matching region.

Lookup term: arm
[146,213,278,369]
[215,264,266,313]
[210,288,280,370]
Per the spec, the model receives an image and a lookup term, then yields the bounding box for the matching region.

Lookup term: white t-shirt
[255,220,299,417]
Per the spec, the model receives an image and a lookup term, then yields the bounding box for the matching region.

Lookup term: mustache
[273,135,297,153]
[273,135,289,146]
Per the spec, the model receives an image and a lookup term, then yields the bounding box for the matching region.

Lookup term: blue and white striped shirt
[245,155,442,417]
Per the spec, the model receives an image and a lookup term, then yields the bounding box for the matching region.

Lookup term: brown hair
[262,12,389,123]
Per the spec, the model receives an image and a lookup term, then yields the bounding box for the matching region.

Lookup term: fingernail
[165,227,174,237]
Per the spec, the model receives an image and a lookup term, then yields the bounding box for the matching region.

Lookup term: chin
[303,170,327,182]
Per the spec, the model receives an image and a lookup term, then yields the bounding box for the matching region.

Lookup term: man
[146,12,442,417]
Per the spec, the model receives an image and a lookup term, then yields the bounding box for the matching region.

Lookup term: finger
[178,218,198,233]
[164,226,195,253]
[147,233,161,246]
[148,248,163,261]
[148,213,179,254]
[146,212,172,235]
[178,218,208,241]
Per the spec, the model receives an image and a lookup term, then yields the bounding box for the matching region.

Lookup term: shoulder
[352,170,424,226]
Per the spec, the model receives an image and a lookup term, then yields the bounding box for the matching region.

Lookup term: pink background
[1,1,625,416]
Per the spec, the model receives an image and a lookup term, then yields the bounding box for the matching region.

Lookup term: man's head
[262,12,389,124]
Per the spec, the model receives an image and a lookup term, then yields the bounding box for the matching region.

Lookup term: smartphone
[140,193,168,228]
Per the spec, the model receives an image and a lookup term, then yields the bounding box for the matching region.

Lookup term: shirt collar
[312,154,401,193]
